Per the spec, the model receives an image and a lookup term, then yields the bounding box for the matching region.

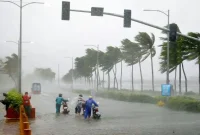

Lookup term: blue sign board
[161,84,171,96]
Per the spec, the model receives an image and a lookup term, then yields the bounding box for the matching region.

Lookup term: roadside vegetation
[73,89,200,113]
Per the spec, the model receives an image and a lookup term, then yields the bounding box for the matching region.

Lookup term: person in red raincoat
[22,92,31,118]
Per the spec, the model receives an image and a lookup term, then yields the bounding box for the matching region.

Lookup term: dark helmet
[79,94,83,97]
[59,93,62,97]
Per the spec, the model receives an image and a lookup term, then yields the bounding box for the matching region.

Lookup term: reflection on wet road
[29,88,200,135]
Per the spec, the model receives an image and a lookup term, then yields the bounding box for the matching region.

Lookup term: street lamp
[64,56,74,90]
[4,40,33,92]
[0,0,44,93]
[84,45,99,91]
[143,9,170,84]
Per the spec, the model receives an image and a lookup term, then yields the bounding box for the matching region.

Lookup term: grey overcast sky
[0,0,199,80]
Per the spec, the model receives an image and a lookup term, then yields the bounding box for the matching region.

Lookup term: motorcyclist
[75,94,85,115]
[84,96,98,120]
[55,93,68,113]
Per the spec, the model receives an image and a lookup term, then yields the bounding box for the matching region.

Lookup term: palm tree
[121,39,141,91]
[106,46,121,90]
[180,32,200,94]
[120,53,124,90]
[74,56,93,81]
[99,52,113,90]
[135,32,156,91]
[3,53,18,87]
[85,49,99,88]
[159,23,188,94]
[98,51,106,89]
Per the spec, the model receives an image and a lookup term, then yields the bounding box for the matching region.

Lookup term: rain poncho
[84,98,98,119]
[55,97,67,113]
[75,97,85,114]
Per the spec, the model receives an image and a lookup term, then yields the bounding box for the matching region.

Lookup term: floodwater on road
[29,88,200,135]
[0,86,200,135]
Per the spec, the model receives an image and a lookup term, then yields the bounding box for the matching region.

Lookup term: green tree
[62,69,73,84]
[135,32,156,91]
[159,23,188,94]
[98,51,106,89]
[106,46,121,89]
[74,56,93,84]
[180,32,200,94]
[85,49,99,88]
[99,51,113,90]
[121,39,142,91]
[34,68,56,82]
[3,53,18,87]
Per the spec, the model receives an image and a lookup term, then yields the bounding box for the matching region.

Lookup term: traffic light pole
[69,9,200,42]
[167,10,170,85]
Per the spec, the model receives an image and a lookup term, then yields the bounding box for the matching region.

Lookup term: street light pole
[167,10,170,84]
[19,0,22,93]
[71,57,74,90]
[4,40,33,91]
[0,0,44,94]
[143,9,170,84]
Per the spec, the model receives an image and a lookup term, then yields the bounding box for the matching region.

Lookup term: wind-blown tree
[180,32,200,94]
[85,49,99,87]
[120,53,124,90]
[3,53,18,87]
[62,68,79,84]
[98,51,106,89]
[135,32,156,91]
[74,56,93,85]
[34,68,56,82]
[99,51,113,90]
[159,23,188,94]
[106,46,121,89]
[121,39,142,91]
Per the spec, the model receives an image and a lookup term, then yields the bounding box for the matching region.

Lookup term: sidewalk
[0,119,19,135]
[0,110,19,135]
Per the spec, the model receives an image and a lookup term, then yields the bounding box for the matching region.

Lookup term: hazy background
[0,0,199,91]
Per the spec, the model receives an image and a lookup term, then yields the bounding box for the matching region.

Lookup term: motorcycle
[92,102,101,119]
[62,99,70,114]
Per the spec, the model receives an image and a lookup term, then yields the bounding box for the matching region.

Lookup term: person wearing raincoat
[0,93,11,117]
[55,93,68,113]
[84,96,98,120]
[75,94,85,115]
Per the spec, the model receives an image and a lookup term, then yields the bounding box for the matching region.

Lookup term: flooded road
[29,87,200,135]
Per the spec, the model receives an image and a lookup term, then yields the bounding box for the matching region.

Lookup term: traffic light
[169,23,178,42]
[62,1,70,20]
[124,9,131,28]
[91,7,104,16]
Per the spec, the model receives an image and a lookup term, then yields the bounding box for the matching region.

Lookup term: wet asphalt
[1,86,200,135]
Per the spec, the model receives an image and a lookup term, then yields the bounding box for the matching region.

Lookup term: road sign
[161,84,171,96]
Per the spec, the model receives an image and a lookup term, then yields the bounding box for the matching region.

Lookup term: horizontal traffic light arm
[69,9,200,42]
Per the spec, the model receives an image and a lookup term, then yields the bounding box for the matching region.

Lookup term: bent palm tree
[135,32,156,91]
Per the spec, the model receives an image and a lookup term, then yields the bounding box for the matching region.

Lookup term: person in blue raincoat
[55,93,68,113]
[84,96,98,120]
